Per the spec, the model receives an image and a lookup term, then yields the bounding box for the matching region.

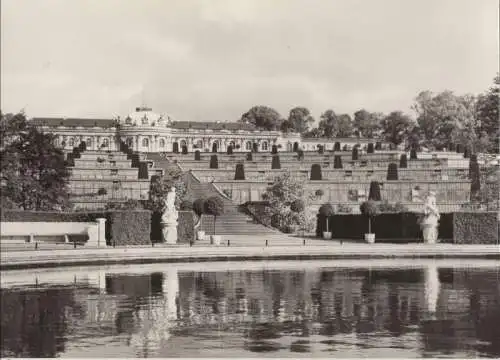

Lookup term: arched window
[68,138,74,147]
[195,140,203,149]
[229,141,235,148]
[159,138,165,148]
[102,138,109,147]
[180,140,187,147]
[142,138,149,147]
[245,141,252,151]
[261,141,268,151]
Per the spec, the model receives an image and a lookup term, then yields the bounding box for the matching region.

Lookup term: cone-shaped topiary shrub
[399,154,408,168]
[410,148,417,160]
[333,155,343,169]
[173,142,179,153]
[194,150,201,161]
[209,155,218,169]
[252,142,258,153]
[131,153,140,168]
[193,198,206,216]
[367,143,374,154]
[271,155,281,169]
[234,163,245,180]
[387,162,398,180]
[212,142,218,153]
[271,145,278,154]
[246,152,253,161]
[227,145,233,155]
[463,147,470,159]
[78,141,87,152]
[352,147,359,161]
[456,144,463,153]
[469,154,480,201]
[72,147,81,159]
[310,164,322,180]
[293,142,299,152]
[368,181,381,201]
[138,162,149,179]
[204,196,225,235]
[182,145,188,154]
[448,143,455,151]
[334,142,341,151]
[375,142,382,150]
[97,187,107,196]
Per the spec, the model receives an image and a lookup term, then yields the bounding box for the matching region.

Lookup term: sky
[1,0,498,123]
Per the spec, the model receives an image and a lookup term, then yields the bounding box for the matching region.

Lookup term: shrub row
[177,211,195,244]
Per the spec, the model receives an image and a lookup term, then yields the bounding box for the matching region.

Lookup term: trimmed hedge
[367,143,374,154]
[463,147,470,159]
[138,162,149,179]
[333,155,343,169]
[315,212,454,243]
[177,211,195,244]
[173,142,179,154]
[246,152,253,161]
[368,181,381,201]
[212,143,218,153]
[410,149,417,160]
[194,150,201,161]
[293,142,299,152]
[400,154,408,168]
[227,146,233,155]
[333,142,341,151]
[375,142,382,150]
[182,145,188,155]
[209,155,219,169]
[271,155,281,169]
[234,163,245,180]
[387,163,398,180]
[352,147,359,161]
[453,212,499,244]
[1,210,152,246]
[310,164,322,180]
[271,145,278,154]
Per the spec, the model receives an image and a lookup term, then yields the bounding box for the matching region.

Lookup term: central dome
[122,106,173,127]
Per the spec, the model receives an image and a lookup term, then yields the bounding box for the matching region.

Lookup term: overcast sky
[1,0,498,122]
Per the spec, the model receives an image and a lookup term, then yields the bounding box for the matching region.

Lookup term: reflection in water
[1,264,499,358]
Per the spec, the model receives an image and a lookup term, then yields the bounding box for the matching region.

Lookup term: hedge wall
[316,212,454,243]
[178,211,195,244]
[453,212,499,244]
[1,210,152,246]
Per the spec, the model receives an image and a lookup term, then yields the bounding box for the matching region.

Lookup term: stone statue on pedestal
[161,186,178,244]
[420,191,440,244]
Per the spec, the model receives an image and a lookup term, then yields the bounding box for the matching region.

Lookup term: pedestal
[161,211,178,244]
[422,224,438,244]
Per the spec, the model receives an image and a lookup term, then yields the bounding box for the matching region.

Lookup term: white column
[96,218,107,247]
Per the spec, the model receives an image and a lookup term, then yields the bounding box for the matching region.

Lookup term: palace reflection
[1,265,499,358]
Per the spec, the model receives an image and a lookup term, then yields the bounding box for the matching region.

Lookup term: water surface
[1,260,499,358]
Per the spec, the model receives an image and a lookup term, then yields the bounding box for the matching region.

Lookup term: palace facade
[31,106,390,153]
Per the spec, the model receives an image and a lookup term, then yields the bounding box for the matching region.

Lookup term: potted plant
[360,200,379,244]
[318,203,334,239]
[204,196,224,245]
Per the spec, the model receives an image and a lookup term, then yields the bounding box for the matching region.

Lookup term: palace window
[68,138,74,147]
[86,138,93,148]
[195,140,203,149]
[180,140,187,147]
[261,141,268,151]
[126,138,133,147]
[159,138,165,148]
[229,141,235,148]
[245,141,252,151]
[102,138,109,147]
[142,138,149,147]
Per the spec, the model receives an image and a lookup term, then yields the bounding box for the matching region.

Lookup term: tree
[475,75,499,153]
[353,110,383,138]
[261,172,314,233]
[145,167,186,213]
[318,110,353,138]
[1,112,70,210]
[240,105,282,131]
[368,181,381,201]
[380,111,414,146]
[234,163,245,180]
[318,203,335,234]
[209,155,218,169]
[413,90,477,149]
[204,196,224,235]
[360,200,379,234]
[285,107,314,134]
[310,164,322,180]
[271,155,281,169]
[399,154,408,168]
[387,163,398,180]
[193,198,206,216]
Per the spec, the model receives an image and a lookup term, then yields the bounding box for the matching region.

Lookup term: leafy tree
[318,203,335,233]
[413,90,477,149]
[380,111,414,146]
[284,107,314,134]
[360,200,379,234]
[318,110,353,138]
[353,109,383,138]
[368,181,381,201]
[261,172,314,233]
[475,75,499,153]
[193,198,206,216]
[204,196,224,235]
[1,112,70,210]
[145,167,186,212]
[240,105,282,131]
[302,128,322,138]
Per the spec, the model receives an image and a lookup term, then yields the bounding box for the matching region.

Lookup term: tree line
[239,75,499,153]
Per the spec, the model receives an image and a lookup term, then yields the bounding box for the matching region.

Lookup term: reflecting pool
[1,260,499,358]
